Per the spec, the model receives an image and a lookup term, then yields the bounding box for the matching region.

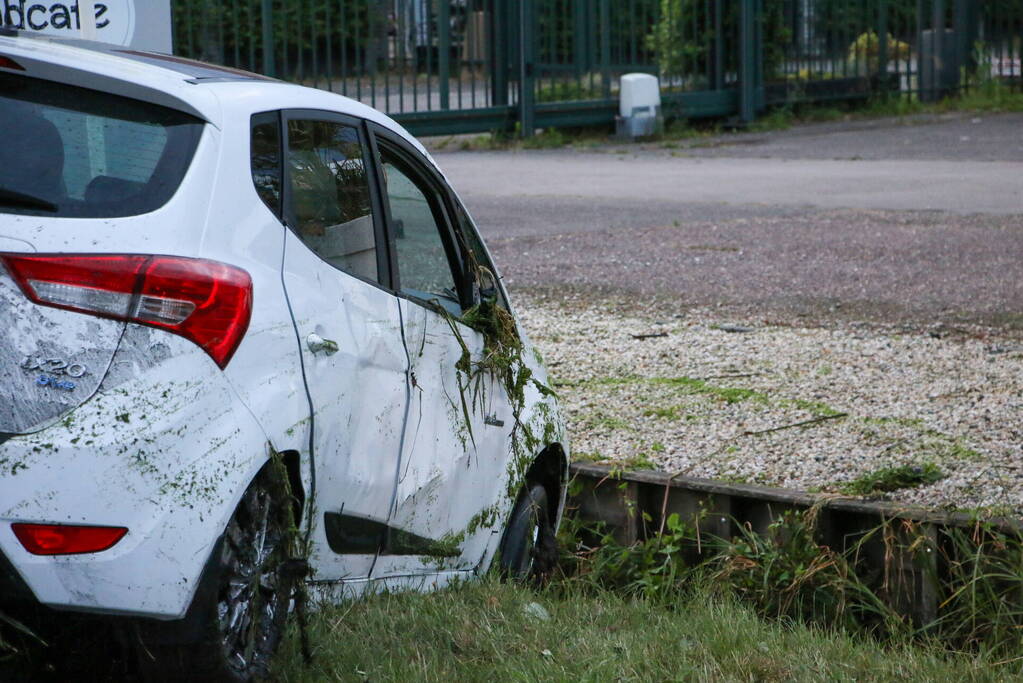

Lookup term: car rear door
[367,127,515,577]
[273,110,409,583]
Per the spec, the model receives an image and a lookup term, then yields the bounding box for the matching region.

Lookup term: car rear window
[0,73,203,218]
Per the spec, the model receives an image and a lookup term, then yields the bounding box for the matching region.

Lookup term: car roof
[0,31,428,158]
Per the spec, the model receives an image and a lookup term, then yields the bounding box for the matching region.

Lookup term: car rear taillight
[0,254,252,368]
[12,523,127,556]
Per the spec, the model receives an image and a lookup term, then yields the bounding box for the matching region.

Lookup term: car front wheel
[499,482,558,582]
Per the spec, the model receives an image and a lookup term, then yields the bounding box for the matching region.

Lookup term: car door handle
[306,334,339,356]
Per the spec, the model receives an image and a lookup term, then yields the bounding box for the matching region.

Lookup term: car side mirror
[477,266,498,304]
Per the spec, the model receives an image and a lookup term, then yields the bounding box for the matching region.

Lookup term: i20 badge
[21,356,89,392]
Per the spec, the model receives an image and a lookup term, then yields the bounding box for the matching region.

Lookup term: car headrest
[0,109,66,202]
[84,176,146,206]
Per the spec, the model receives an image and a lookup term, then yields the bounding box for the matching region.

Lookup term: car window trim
[280,108,394,291]
[367,123,471,313]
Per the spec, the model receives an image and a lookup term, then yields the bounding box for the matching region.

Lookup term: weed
[841,463,944,495]
[788,398,844,417]
[642,406,681,420]
[749,107,794,132]
[620,452,657,471]
[521,127,569,150]
[570,450,604,464]
[916,435,982,461]
[651,376,766,404]
[582,412,632,433]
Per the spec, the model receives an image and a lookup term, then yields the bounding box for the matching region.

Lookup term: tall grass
[556,503,1023,659]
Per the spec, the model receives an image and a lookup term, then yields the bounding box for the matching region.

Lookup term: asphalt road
[435,112,1023,330]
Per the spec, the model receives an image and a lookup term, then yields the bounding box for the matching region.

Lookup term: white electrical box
[617,73,662,139]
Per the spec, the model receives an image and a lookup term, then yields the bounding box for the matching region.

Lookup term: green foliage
[647,0,789,83]
[646,0,706,83]
[172,0,376,72]
[841,463,944,495]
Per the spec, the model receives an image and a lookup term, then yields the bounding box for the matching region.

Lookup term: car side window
[379,147,462,313]
[250,112,281,216]
[285,118,379,284]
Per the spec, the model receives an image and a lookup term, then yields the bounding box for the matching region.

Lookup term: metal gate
[171,0,1022,137]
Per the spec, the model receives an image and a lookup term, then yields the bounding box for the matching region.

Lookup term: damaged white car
[0,32,567,680]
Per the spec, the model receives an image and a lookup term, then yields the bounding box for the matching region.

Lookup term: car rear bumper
[0,340,274,620]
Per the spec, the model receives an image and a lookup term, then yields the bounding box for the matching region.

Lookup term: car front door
[367,128,516,578]
[272,110,410,583]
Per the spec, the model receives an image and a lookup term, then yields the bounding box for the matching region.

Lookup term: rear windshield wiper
[0,188,58,213]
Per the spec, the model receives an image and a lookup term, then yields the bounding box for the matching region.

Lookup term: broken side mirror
[476,266,498,304]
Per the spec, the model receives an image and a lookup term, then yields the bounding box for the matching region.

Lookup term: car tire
[499,482,558,582]
[135,467,297,682]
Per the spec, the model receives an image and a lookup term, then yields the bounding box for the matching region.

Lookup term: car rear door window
[284,118,380,284]
[0,73,203,218]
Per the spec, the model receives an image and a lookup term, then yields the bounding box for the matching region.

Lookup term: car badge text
[20,356,89,392]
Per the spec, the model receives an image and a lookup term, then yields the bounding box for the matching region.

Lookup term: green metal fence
[171,0,1023,137]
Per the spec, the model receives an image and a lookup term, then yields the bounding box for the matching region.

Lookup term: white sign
[0,0,171,53]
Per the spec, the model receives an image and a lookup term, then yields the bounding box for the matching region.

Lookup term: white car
[0,32,568,679]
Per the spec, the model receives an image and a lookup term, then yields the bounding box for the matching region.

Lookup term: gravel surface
[516,292,1023,514]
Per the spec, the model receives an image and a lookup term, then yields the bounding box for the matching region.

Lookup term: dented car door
[274,111,410,582]
[368,129,514,577]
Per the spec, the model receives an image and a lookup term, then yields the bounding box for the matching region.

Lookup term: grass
[576,374,846,416]
[840,463,945,495]
[272,576,1003,682]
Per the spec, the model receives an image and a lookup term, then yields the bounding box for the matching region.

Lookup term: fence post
[600,0,611,99]
[260,0,275,78]
[878,0,889,90]
[519,0,536,137]
[739,0,756,124]
[954,0,980,90]
[573,1,588,78]
[439,0,451,110]
[712,0,724,91]
[491,0,510,108]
